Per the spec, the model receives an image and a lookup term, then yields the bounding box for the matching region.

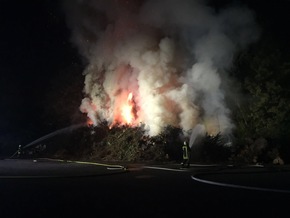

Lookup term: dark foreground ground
[0,159,290,218]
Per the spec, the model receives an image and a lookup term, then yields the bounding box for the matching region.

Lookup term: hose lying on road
[40,158,126,170]
[191,174,290,194]
[0,158,127,179]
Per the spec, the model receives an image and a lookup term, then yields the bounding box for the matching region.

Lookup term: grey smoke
[63,0,259,136]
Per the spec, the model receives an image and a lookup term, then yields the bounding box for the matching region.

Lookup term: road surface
[0,159,290,217]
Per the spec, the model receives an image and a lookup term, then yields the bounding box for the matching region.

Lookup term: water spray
[10,123,86,158]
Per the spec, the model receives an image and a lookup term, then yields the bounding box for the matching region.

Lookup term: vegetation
[230,38,290,164]
[32,125,166,163]
[191,133,232,164]
[87,126,165,162]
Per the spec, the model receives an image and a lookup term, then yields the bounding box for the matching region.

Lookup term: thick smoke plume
[63,0,258,136]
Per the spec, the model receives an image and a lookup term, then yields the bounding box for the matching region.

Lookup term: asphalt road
[0,159,290,218]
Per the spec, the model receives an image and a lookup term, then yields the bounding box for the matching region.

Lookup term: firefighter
[181,140,190,168]
[17,145,22,158]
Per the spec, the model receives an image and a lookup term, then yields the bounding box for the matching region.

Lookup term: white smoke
[63,0,259,136]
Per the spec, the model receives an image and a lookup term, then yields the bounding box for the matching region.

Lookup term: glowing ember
[87,118,94,126]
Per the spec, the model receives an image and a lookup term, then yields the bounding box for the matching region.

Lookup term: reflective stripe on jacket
[182,145,189,159]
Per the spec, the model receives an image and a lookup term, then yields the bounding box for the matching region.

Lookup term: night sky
[0,1,83,153]
[0,0,290,154]
[1,1,61,125]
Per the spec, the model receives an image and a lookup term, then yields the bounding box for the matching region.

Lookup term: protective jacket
[182,143,189,160]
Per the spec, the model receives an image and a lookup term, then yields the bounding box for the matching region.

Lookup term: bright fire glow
[121,92,134,125]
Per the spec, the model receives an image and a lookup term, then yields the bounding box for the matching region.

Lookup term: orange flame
[121,92,134,125]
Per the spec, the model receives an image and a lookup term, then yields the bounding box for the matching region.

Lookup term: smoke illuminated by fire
[64,0,259,136]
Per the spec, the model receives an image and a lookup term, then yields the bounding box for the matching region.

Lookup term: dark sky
[0,1,82,150]
[0,0,290,151]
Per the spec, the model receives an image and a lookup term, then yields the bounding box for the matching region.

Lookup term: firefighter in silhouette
[17,145,22,158]
[181,140,190,168]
